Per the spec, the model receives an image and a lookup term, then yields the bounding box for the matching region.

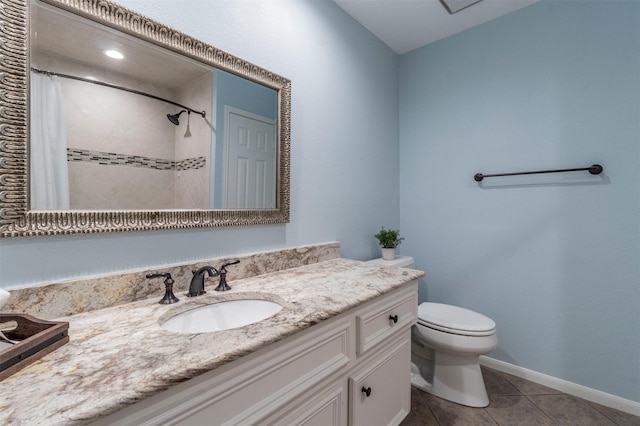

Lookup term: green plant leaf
[374,227,404,248]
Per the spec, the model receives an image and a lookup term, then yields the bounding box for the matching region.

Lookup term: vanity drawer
[356,282,417,355]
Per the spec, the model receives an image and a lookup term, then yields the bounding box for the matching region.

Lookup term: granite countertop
[0,258,424,425]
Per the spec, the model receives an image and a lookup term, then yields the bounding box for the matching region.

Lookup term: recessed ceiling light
[105,49,124,60]
[440,0,483,14]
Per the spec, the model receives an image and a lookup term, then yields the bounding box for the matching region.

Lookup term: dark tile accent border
[67,148,205,171]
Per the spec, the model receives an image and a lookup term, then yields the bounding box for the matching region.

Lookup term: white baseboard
[479,356,640,417]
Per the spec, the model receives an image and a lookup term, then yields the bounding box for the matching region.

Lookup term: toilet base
[411,350,490,407]
[430,351,490,407]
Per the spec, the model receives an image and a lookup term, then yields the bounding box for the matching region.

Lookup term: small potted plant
[374,227,404,260]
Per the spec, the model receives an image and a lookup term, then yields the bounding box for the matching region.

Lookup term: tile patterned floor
[401,367,640,426]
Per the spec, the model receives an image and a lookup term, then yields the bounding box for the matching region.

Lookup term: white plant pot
[381,248,396,261]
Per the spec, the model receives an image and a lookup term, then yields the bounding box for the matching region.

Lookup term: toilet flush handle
[389,314,398,324]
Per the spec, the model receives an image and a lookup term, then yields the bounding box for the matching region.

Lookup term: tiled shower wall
[174,70,214,209]
[63,77,177,209]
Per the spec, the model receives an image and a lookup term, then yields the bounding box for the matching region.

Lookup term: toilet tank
[366,256,414,268]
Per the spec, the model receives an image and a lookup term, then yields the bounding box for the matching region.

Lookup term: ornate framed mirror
[0,0,291,237]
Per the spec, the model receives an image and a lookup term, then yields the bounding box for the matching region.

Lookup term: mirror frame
[0,0,291,237]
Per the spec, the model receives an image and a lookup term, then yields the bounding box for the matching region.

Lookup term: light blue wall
[399,0,639,402]
[0,0,399,288]
[216,70,278,122]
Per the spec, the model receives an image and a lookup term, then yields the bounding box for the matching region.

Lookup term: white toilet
[367,255,497,408]
[412,302,497,407]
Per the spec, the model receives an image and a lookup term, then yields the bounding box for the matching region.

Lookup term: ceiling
[332,0,541,54]
[31,0,211,91]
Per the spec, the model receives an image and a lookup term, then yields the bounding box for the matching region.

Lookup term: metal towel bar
[474,164,603,182]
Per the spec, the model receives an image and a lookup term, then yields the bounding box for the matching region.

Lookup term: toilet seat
[417,303,496,337]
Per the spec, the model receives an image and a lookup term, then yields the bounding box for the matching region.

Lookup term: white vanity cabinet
[93,281,417,426]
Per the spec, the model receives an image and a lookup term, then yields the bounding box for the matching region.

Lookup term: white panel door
[224,107,276,208]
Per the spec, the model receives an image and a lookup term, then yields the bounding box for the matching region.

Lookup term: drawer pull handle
[361,386,372,397]
[389,314,398,324]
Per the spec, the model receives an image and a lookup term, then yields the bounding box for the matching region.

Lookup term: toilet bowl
[366,256,497,407]
[412,302,497,407]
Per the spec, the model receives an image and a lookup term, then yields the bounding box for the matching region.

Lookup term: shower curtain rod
[30,67,206,118]
[474,164,603,182]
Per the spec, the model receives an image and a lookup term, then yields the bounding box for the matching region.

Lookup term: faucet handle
[215,260,240,291]
[146,273,180,304]
[220,260,240,273]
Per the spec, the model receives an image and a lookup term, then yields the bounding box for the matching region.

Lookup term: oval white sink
[161,299,282,334]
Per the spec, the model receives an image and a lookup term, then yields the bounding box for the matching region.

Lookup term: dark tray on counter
[0,314,69,381]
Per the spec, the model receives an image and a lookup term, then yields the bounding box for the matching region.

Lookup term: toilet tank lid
[418,302,495,332]
[366,256,414,268]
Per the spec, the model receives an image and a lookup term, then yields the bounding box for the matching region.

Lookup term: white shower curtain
[30,71,70,210]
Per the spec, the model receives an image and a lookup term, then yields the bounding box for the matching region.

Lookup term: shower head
[167,110,188,125]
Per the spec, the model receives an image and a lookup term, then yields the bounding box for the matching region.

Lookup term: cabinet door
[349,339,411,426]
[263,380,348,426]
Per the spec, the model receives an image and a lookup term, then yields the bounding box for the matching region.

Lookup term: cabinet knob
[389,314,398,324]
[361,386,372,397]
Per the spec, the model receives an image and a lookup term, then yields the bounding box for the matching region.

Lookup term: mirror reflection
[30,0,278,211]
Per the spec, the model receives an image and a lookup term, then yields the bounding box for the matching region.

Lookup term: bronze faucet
[187,266,219,297]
